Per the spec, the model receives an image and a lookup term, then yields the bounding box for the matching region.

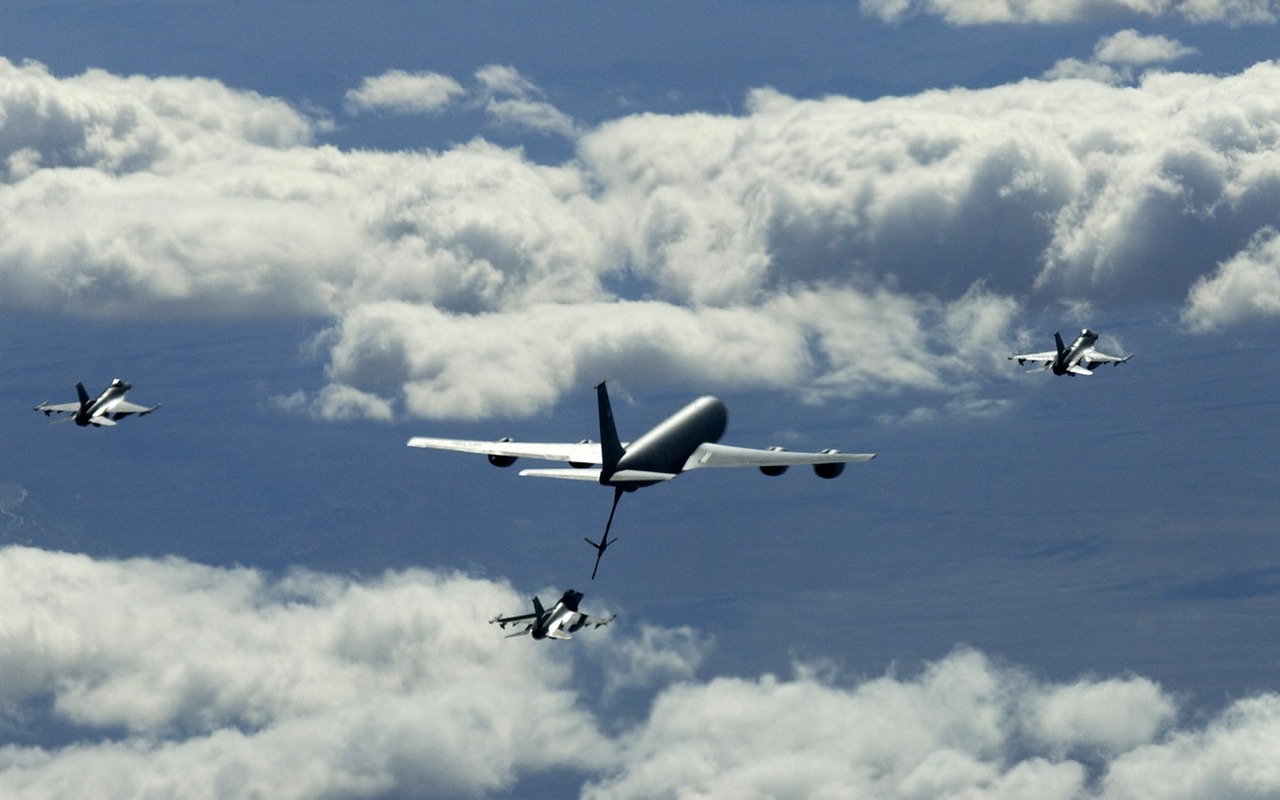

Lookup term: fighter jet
[408,382,875,578]
[490,589,614,640]
[34,380,160,427]
[1010,329,1132,376]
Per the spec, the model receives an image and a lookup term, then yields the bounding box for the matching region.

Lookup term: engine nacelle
[488,437,518,468]
[759,445,788,476]
[813,449,844,479]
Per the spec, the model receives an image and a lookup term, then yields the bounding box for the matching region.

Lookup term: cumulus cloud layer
[2,57,1278,419]
[2,546,1278,799]
[859,0,1279,25]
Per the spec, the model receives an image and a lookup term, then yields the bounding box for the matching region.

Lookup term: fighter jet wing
[1009,350,1056,366]
[489,612,537,629]
[581,612,615,629]
[407,437,604,464]
[682,443,876,470]
[564,611,615,633]
[111,401,160,416]
[1080,348,1132,366]
[34,401,80,415]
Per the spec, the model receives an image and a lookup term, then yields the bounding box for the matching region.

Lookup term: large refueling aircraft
[408,382,876,578]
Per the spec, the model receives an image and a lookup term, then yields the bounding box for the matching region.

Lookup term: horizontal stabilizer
[1067,365,1093,376]
[519,468,604,481]
[546,630,572,640]
[89,417,117,427]
[517,467,674,483]
[608,469,679,483]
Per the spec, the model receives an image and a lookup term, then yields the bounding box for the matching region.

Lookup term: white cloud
[344,69,466,115]
[587,624,710,697]
[1183,226,1280,331]
[1027,676,1177,755]
[485,97,580,138]
[474,64,542,99]
[474,64,579,138]
[0,545,613,798]
[859,0,1279,25]
[583,648,1279,800]
[3,57,1279,420]
[1045,31,1197,86]
[1094,30,1198,66]
[313,300,813,420]
[1099,694,1280,799]
[3,546,1278,800]
[306,383,396,421]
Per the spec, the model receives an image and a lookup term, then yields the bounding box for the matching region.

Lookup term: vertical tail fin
[76,383,91,408]
[532,596,545,619]
[1053,332,1066,358]
[595,382,624,480]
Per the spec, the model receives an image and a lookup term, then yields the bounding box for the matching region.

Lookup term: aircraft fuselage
[606,396,728,488]
[1052,330,1098,375]
[531,590,586,640]
[77,381,132,426]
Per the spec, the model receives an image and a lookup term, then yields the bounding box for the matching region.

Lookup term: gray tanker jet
[34,380,160,427]
[491,589,614,640]
[1010,329,1132,376]
[408,382,876,578]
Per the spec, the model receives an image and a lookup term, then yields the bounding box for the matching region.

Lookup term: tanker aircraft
[34,380,160,427]
[408,382,876,578]
[490,589,614,640]
[1010,329,1132,376]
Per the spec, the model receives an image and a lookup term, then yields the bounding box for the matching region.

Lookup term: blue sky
[2,1,1279,798]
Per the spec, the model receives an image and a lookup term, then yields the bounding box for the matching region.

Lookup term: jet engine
[813,449,845,479]
[488,437,518,467]
[759,445,788,476]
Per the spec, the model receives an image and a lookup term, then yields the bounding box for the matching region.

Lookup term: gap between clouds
[1,55,1278,421]
[2,545,1277,800]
